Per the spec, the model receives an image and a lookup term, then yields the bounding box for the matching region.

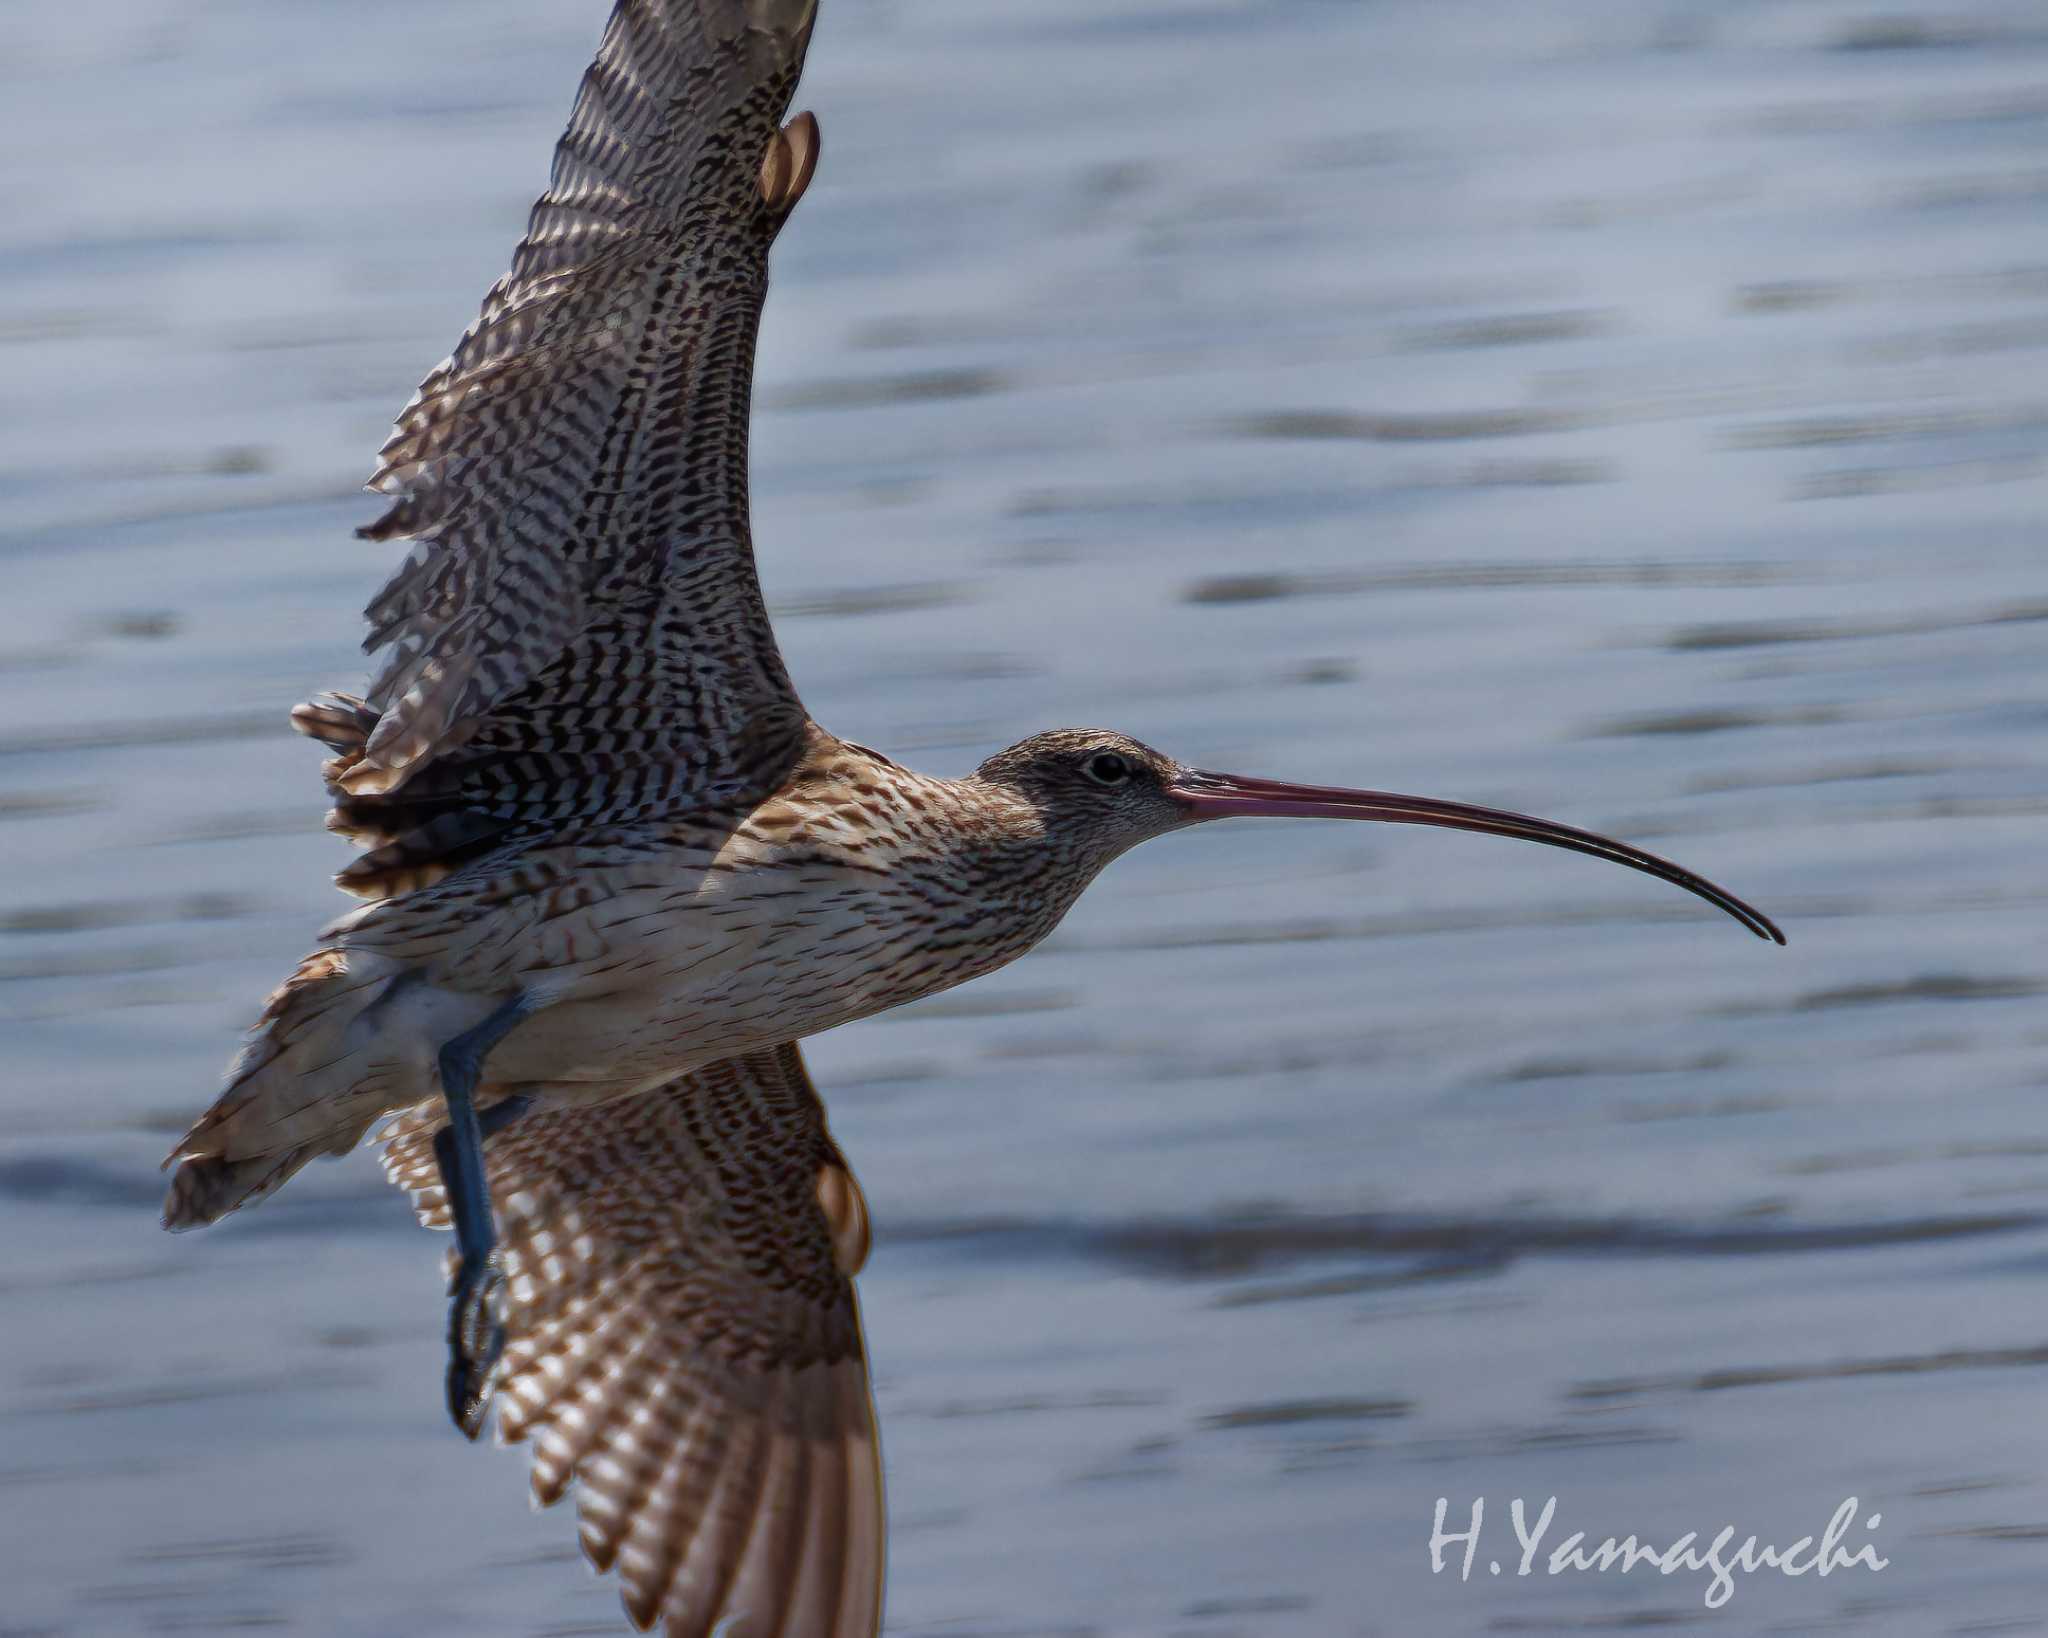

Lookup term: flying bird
[160,1,1784,1633]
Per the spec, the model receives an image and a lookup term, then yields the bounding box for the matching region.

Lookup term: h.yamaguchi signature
[1429,1495,1889,1609]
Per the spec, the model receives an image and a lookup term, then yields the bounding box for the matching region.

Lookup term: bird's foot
[445,1252,506,1440]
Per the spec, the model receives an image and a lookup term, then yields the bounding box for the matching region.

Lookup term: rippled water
[4,1,2047,1633]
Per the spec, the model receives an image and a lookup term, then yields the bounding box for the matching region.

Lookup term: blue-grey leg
[432,995,533,1439]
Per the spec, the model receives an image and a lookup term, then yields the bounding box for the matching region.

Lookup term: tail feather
[162,945,427,1230]
[162,1140,346,1232]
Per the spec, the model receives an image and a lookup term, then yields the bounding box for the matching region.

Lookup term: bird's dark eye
[1081,751,1132,787]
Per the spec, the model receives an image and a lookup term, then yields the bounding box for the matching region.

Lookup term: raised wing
[330,0,823,886]
[381,1043,883,1638]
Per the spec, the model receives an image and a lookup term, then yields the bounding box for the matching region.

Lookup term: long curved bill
[1169,770,1785,944]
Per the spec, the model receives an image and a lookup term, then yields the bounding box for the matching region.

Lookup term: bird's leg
[432,995,532,1440]
[437,1090,534,1438]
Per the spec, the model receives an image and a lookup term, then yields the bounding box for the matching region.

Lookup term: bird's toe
[444,1254,506,1439]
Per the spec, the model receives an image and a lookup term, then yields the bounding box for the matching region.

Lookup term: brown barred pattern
[335,0,822,886]
[381,1042,883,1637]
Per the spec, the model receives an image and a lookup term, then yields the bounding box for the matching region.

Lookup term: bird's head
[974,728,1784,943]
[973,730,1188,860]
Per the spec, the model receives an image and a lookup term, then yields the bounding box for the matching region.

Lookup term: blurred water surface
[4,0,2047,1633]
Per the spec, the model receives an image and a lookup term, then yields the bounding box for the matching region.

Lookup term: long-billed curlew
[161,2,1784,1633]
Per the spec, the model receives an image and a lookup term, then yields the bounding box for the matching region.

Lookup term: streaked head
[973,730,1186,857]
[974,728,1783,943]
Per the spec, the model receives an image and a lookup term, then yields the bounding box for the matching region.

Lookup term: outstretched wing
[381,1043,883,1638]
[329,0,823,887]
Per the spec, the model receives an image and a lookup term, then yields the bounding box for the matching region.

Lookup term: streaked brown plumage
[338,0,822,885]
[160,2,1784,1635]
[380,1044,882,1635]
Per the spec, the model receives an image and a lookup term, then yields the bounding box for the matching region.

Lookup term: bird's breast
[479,823,1040,1093]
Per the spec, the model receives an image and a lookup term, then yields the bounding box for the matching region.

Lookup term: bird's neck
[780,734,1098,945]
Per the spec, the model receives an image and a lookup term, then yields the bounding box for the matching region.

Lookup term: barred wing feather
[381,1042,883,1638]
[333,0,822,888]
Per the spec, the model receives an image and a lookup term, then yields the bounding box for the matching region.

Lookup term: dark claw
[445,1253,506,1440]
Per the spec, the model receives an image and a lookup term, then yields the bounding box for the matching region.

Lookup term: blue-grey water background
[4,0,2047,1632]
